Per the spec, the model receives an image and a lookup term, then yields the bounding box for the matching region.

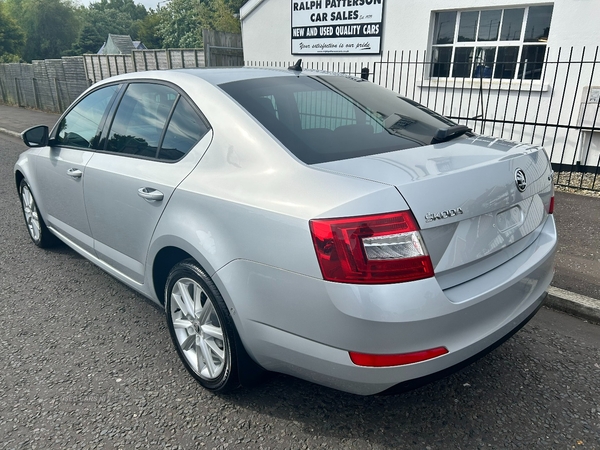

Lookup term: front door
[34,84,121,254]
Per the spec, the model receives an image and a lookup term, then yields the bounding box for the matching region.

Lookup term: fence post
[0,76,6,103]
[205,45,211,67]
[166,49,172,69]
[84,55,94,86]
[54,77,63,112]
[14,78,21,107]
[32,78,40,109]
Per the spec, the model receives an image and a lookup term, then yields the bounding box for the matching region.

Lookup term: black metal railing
[247,47,600,192]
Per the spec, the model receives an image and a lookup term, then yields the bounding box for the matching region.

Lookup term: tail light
[349,347,448,367]
[309,211,434,284]
[548,196,555,214]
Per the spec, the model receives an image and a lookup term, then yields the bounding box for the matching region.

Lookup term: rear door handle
[138,187,164,202]
[67,168,83,179]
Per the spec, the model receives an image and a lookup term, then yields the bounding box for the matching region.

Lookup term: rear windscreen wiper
[431,125,472,144]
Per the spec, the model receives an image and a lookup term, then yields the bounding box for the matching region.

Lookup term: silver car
[15,67,557,395]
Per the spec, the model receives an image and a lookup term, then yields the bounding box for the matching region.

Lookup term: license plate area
[496,206,523,232]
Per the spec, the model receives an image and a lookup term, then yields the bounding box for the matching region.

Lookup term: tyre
[165,259,240,393]
[19,179,58,248]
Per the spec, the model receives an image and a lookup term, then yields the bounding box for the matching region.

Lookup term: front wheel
[19,179,57,248]
[165,260,239,393]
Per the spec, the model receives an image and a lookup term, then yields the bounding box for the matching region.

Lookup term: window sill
[417,78,551,92]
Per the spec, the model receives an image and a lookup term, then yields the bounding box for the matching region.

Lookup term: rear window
[220,75,456,164]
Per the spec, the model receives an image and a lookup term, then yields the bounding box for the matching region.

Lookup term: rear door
[83,82,211,284]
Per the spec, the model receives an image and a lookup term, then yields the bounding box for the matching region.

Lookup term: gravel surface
[1,134,600,449]
[555,172,600,197]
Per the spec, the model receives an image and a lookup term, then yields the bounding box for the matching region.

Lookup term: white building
[240,0,600,171]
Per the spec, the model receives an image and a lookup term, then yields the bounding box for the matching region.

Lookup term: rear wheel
[165,260,239,393]
[19,179,57,248]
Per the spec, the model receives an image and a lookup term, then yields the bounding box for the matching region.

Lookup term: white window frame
[429,5,552,84]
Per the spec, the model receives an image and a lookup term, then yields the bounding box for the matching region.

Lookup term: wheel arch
[15,170,24,191]
[151,246,194,305]
[150,243,265,386]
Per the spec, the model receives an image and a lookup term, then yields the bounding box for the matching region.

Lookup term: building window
[431,5,553,80]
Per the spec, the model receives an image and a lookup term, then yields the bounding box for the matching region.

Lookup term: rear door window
[158,97,209,161]
[106,83,176,158]
[104,82,209,161]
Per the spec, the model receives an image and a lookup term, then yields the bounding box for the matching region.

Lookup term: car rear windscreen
[219,75,457,164]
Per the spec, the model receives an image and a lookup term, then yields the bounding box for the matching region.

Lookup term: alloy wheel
[169,277,226,380]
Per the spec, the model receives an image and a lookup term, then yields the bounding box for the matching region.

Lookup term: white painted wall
[241,0,600,63]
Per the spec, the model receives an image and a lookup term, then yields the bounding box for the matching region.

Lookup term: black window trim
[50,82,124,151]
[51,78,212,164]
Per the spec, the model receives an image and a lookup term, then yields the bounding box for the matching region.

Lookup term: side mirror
[21,125,49,148]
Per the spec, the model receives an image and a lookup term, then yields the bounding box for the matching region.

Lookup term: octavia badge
[515,168,527,192]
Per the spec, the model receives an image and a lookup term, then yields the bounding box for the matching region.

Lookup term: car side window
[55,85,119,149]
[106,83,176,158]
[158,98,209,161]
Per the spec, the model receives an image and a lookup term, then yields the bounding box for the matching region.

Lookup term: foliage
[0,0,245,60]
[157,0,241,48]
[224,0,247,14]
[156,0,203,48]
[14,0,81,61]
[137,11,163,49]
[63,22,104,56]
[68,0,150,55]
[199,0,240,34]
[0,2,25,58]
[89,0,147,22]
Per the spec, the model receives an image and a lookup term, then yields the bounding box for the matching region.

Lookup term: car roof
[95,67,355,88]
[179,67,303,85]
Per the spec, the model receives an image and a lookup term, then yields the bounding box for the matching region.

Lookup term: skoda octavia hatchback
[15,67,556,395]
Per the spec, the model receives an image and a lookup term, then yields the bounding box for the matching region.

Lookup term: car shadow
[220,336,537,448]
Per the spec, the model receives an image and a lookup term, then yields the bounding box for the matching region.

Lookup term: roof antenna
[288,59,302,72]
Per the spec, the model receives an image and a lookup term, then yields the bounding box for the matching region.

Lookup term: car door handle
[67,168,83,178]
[138,187,164,202]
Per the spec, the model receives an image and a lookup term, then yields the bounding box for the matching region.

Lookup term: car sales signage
[291,0,384,55]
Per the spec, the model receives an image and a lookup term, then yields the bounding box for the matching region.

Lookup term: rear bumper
[214,216,557,395]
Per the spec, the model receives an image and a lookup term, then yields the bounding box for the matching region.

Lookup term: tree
[66,0,150,56]
[63,22,104,56]
[5,0,81,61]
[157,0,241,49]
[199,0,240,34]
[137,11,163,49]
[0,2,25,61]
[89,0,147,22]
[224,0,247,14]
[156,0,204,48]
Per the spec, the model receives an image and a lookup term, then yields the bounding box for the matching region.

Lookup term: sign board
[291,0,384,55]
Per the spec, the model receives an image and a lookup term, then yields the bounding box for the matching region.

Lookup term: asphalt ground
[1,131,600,448]
[1,104,599,324]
